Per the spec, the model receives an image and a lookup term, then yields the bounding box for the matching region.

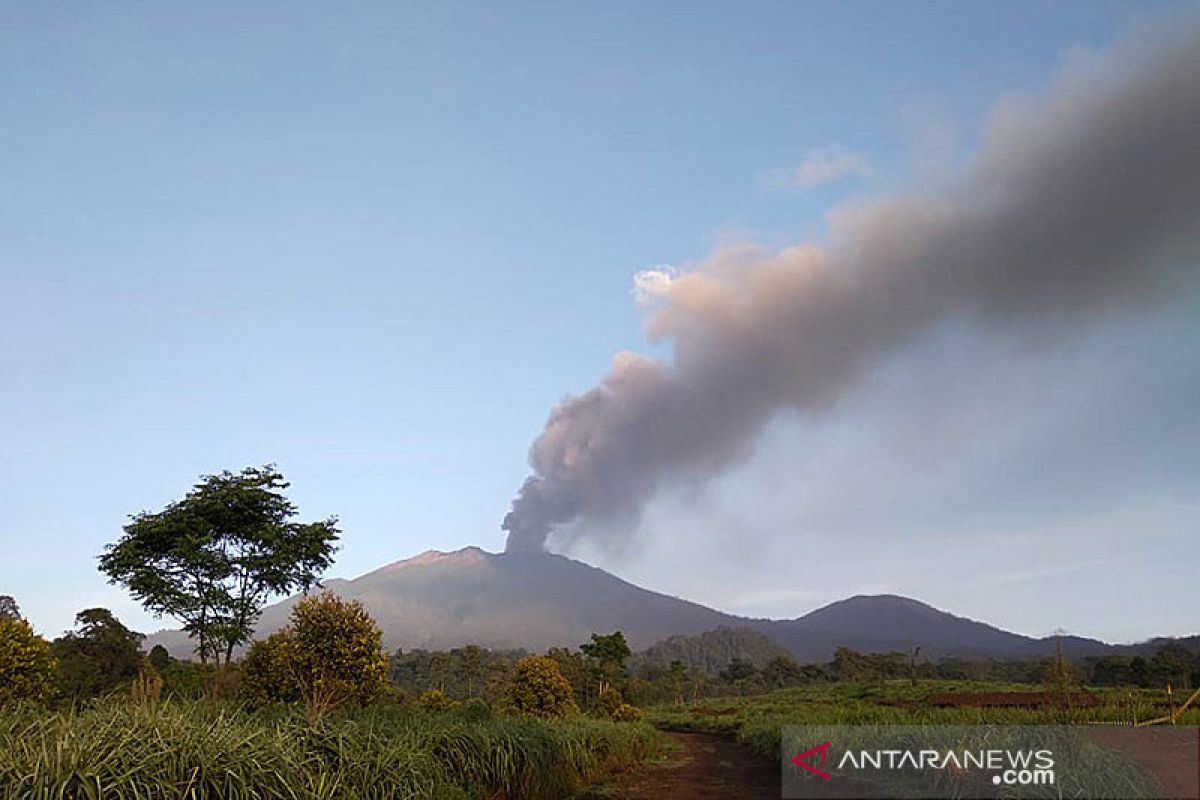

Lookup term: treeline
[386,638,1200,708]
[0,592,643,723]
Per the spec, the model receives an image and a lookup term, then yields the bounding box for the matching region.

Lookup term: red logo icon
[792,741,833,780]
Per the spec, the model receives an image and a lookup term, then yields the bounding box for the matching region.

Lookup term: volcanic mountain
[146,547,1138,660]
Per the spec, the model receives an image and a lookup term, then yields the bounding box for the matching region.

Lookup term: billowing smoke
[503,20,1200,553]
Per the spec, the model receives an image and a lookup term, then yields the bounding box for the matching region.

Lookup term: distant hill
[145,547,1191,662]
[753,594,1113,662]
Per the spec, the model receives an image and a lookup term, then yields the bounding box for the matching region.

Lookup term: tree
[1150,643,1195,690]
[0,595,20,620]
[147,644,171,674]
[547,646,591,707]
[50,608,144,700]
[0,618,56,704]
[669,660,687,707]
[832,647,869,681]
[252,592,388,722]
[761,655,803,689]
[580,631,631,695]
[98,465,339,666]
[457,645,485,697]
[507,655,577,718]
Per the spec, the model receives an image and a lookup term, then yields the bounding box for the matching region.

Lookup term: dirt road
[616,731,782,799]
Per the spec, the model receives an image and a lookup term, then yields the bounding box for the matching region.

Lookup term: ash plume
[503,20,1200,553]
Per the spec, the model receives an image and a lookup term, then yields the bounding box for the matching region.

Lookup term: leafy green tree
[457,645,485,697]
[669,660,687,707]
[832,647,869,681]
[51,608,144,700]
[546,646,591,706]
[761,655,804,688]
[1150,643,1195,690]
[580,631,631,695]
[719,657,761,694]
[147,644,171,674]
[0,595,20,620]
[0,618,56,704]
[98,465,339,666]
[507,655,577,719]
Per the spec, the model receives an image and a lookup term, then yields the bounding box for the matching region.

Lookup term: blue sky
[2,1,1195,643]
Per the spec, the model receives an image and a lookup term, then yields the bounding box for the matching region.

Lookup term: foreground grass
[0,700,661,800]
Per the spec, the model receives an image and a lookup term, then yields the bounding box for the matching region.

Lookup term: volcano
[145,547,1162,661]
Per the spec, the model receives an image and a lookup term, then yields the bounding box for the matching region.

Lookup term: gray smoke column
[503,20,1200,553]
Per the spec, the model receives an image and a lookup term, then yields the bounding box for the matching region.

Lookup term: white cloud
[791,144,873,187]
[631,264,680,308]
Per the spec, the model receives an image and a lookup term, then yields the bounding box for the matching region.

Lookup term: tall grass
[0,701,660,800]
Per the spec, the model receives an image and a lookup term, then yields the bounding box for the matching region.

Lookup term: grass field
[0,700,661,800]
[646,680,1200,760]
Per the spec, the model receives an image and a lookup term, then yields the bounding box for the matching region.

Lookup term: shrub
[267,592,388,722]
[507,655,578,719]
[612,703,643,722]
[242,632,299,705]
[595,685,624,717]
[452,697,493,723]
[0,618,55,704]
[419,688,454,712]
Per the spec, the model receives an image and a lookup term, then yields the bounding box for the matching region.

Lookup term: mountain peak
[379,545,492,572]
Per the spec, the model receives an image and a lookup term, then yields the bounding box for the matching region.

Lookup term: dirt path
[615,731,781,799]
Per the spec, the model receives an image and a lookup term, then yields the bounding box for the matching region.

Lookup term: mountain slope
[145,547,1168,662]
[150,547,741,658]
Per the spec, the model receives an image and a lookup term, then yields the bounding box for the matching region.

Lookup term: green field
[0,700,661,800]
[646,680,1200,760]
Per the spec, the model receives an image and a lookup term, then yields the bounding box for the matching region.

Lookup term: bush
[595,685,624,717]
[451,697,493,723]
[507,655,578,719]
[419,688,454,712]
[0,619,55,705]
[242,632,299,705]
[612,703,643,722]
[242,592,388,722]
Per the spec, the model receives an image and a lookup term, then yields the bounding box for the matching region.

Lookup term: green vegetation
[645,679,1200,760]
[507,655,579,719]
[98,465,340,667]
[50,608,144,701]
[0,617,56,704]
[0,701,660,800]
[5,466,1196,797]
